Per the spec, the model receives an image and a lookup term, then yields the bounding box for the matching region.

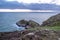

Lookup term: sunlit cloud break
[5,0,60,5]
[0,9,55,12]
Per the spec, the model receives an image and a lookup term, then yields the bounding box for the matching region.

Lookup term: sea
[0,12,59,32]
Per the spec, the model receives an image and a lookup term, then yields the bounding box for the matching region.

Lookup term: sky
[5,0,60,5]
[0,0,60,12]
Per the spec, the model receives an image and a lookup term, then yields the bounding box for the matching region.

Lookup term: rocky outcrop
[22,30,59,40]
[0,30,59,40]
[41,14,60,26]
[16,20,40,28]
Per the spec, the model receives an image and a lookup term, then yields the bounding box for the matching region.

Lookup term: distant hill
[28,3,60,10]
[41,13,60,26]
[0,1,60,10]
[0,1,26,9]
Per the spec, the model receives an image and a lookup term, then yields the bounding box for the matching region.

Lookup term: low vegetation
[27,26,60,31]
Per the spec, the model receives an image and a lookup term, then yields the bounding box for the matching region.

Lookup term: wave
[12,24,25,31]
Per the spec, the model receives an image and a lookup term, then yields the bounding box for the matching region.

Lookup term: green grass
[41,26,60,30]
[27,26,60,31]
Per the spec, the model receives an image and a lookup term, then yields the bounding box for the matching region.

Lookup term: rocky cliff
[41,14,60,26]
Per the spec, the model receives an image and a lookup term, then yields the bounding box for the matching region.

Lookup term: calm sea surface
[0,12,58,32]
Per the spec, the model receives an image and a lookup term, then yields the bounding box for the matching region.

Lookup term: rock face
[0,30,59,40]
[16,20,40,28]
[41,14,60,26]
[22,30,59,40]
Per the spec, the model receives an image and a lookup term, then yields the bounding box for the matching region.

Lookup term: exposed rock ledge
[0,30,60,40]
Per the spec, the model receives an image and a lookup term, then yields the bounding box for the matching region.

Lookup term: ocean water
[0,12,58,32]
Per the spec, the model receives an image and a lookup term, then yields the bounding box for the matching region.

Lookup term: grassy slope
[27,21,60,31]
[27,26,60,31]
[41,26,60,30]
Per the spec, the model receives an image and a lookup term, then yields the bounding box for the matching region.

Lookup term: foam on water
[13,24,25,31]
[0,24,25,32]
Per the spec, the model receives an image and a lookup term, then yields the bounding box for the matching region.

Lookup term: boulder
[16,19,40,28]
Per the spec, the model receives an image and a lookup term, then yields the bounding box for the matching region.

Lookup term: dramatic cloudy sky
[0,0,60,12]
[5,0,60,5]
